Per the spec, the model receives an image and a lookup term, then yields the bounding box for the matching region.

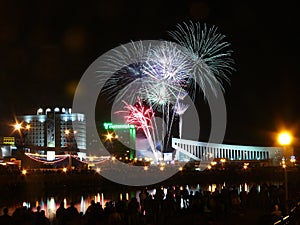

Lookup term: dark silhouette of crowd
[1,183,300,225]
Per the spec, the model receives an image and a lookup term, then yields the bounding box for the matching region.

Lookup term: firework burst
[99,21,234,156]
[97,41,151,103]
[168,21,235,98]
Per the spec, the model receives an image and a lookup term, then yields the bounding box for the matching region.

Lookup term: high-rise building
[17,107,86,151]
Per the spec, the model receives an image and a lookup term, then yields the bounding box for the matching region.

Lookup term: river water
[0,182,268,221]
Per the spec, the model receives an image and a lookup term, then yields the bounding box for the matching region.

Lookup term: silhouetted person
[56,201,67,225]
[38,210,50,225]
[108,207,122,225]
[0,207,13,225]
[127,197,140,225]
[181,187,189,208]
[66,202,80,225]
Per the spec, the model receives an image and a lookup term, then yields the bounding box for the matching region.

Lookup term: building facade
[172,138,284,166]
[17,107,86,151]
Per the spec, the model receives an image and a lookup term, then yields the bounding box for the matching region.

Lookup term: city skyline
[1,1,299,147]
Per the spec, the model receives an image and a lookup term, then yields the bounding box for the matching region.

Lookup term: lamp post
[14,122,23,146]
[277,131,292,215]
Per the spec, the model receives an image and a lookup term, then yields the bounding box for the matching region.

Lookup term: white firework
[168,21,235,99]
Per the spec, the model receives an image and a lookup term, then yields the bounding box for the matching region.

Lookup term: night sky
[0,0,299,147]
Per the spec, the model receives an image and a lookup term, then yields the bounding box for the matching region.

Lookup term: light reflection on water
[1,182,264,220]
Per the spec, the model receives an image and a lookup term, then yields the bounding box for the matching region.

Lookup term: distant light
[22,169,27,175]
[178,166,183,171]
[220,158,226,163]
[282,164,287,169]
[211,161,217,166]
[290,156,296,163]
[144,166,149,171]
[14,123,22,131]
[37,108,43,115]
[105,133,113,141]
[278,132,292,146]
[62,168,67,173]
[25,124,31,130]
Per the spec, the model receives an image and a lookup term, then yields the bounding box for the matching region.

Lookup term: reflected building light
[40,199,45,210]
[80,196,85,213]
[48,197,56,219]
[163,188,167,198]
[97,193,100,203]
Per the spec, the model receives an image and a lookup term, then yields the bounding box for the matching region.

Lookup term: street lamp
[14,123,22,131]
[278,132,292,146]
[13,122,24,146]
[278,131,292,215]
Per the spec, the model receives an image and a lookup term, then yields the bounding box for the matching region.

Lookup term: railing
[273,201,300,225]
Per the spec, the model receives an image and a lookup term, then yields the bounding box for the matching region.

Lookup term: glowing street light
[105,132,113,142]
[22,169,27,175]
[277,131,292,215]
[278,132,292,146]
[14,123,22,131]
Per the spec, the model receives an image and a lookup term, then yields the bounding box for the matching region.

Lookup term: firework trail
[174,102,189,139]
[115,98,161,161]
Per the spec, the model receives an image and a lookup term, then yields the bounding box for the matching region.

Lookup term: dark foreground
[0,166,300,225]
[1,184,300,225]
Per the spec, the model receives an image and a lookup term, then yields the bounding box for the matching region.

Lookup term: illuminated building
[0,136,15,145]
[172,138,284,166]
[0,137,16,158]
[17,107,86,151]
[103,122,136,159]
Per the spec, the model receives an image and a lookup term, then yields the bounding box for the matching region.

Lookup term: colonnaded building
[17,107,86,151]
[172,138,290,166]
